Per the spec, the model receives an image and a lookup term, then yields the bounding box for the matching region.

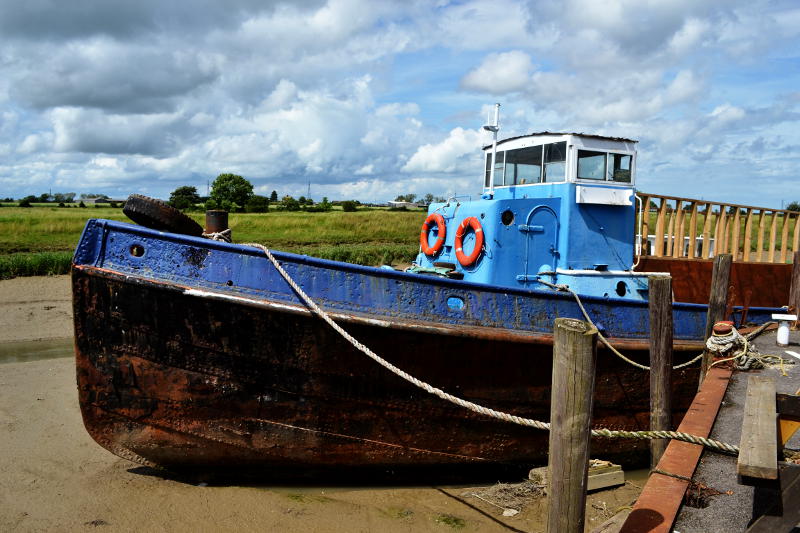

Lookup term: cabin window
[543,141,567,182]
[484,153,492,187]
[504,146,541,185]
[493,151,506,187]
[577,150,607,180]
[608,153,632,182]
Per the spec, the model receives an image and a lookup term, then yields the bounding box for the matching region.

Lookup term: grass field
[0,205,427,279]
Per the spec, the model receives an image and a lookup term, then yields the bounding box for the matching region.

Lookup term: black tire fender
[122,194,204,237]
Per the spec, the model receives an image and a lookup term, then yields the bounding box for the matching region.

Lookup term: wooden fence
[637,193,800,263]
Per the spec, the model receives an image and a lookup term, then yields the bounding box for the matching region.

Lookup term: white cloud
[403,127,483,173]
[461,51,533,94]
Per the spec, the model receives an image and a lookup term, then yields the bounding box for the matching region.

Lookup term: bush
[0,252,72,279]
[245,195,270,213]
[79,201,86,208]
[18,199,32,207]
[341,200,358,212]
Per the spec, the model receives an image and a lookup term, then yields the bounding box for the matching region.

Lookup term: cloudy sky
[1,0,799,206]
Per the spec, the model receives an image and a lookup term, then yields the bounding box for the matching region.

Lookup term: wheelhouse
[483,133,637,191]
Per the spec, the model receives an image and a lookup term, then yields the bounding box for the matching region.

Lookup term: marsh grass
[0,206,427,278]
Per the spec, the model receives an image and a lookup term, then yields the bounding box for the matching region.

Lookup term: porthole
[615,281,627,297]
[446,296,465,311]
[130,244,145,257]
[501,210,514,226]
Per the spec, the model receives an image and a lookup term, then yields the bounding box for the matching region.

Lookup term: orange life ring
[454,216,484,266]
[419,213,446,256]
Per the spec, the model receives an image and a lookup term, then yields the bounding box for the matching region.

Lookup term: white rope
[203,229,232,242]
[533,278,705,371]
[241,242,740,455]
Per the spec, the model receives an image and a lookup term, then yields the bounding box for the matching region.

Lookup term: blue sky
[0,0,799,207]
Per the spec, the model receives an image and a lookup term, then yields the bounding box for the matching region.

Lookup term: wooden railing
[637,193,800,263]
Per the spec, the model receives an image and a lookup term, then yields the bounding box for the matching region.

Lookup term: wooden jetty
[617,328,800,532]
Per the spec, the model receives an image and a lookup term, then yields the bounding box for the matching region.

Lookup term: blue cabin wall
[416,182,636,292]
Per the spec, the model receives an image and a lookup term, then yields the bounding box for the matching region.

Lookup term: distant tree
[38,193,51,203]
[169,186,201,210]
[270,190,278,202]
[18,199,32,207]
[341,200,358,212]
[787,201,800,212]
[394,194,416,203]
[53,192,76,203]
[79,201,86,208]
[422,193,434,205]
[210,173,253,211]
[281,195,301,211]
[298,196,307,205]
[245,195,270,213]
[80,193,108,199]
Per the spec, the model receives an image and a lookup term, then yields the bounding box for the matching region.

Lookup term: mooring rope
[533,278,705,371]
[241,242,740,456]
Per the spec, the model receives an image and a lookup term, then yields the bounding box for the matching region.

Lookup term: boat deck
[619,328,800,532]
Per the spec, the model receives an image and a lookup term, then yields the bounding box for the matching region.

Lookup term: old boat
[72,124,792,476]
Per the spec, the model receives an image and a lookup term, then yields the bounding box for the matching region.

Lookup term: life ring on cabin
[419,213,446,256]
[123,194,204,237]
[454,216,484,267]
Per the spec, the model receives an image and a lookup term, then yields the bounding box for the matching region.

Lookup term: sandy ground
[0,275,641,532]
[0,275,73,343]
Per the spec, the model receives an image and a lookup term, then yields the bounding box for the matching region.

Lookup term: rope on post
[535,278,710,371]
[243,242,741,456]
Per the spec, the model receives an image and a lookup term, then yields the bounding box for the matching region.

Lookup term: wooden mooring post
[648,275,673,470]
[700,253,732,386]
[547,318,598,533]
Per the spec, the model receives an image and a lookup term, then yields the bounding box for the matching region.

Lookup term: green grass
[0,251,73,279]
[0,206,427,278]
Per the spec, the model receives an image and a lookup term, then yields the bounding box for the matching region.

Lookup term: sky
[1,0,799,207]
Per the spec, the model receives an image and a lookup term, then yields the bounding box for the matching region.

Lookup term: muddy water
[0,337,73,364]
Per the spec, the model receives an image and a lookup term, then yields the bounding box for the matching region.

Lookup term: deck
[619,327,800,532]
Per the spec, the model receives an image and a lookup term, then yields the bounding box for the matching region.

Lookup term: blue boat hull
[71,219,775,475]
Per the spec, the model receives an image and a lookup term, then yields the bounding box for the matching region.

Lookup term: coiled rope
[237,241,739,456]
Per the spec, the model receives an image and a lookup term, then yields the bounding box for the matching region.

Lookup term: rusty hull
[73,265,702,477]
[637,257,792,308]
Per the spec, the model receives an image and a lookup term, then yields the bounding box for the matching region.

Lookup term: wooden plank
[640,195,651,256]
[587,469,625,491]
[756,210,766,262]
[672,202,686,257]
[793,214,799,255]
[743,208,754,262]
[769,211,778,262]
[720,208,729,254]
[791,251,800,321]
[688,202,698,259]
[780,212,790,263]
[700,254,732,384]
[731,207,742,261]
[666,201,677,257]
[777,392,800,418]
[737,375,778,480]
[745,464,800,532]
[701,203,713,259]
[547,318,598,533]
[649,275,673,469]
[654,200,667,256]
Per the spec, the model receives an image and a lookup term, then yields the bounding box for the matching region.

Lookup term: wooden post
[790,251,800,330]
[649,275,673,469]
[547,318,598,533]
[700,254,732,385]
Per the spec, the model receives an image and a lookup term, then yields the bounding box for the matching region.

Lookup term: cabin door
[520,205,559,281]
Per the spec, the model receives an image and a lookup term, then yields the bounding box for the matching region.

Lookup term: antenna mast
[482,103,500,198]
